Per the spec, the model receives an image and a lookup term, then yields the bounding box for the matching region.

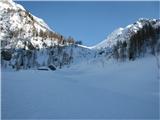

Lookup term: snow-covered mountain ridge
[0,0,77,50]
[0,0,95,70]
[0,0,51,30]
[1,0,160,71]
[0,0,52,49]
[93,18,160,62]
[93,18,160,50]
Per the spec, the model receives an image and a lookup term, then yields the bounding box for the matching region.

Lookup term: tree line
[112,21,160,61]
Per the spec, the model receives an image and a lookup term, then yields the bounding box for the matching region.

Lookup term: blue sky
[17,1,159,46]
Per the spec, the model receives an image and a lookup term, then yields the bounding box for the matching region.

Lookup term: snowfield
[1,0,159,119]
[1,56,160,119]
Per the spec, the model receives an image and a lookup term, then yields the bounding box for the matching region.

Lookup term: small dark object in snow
[38,66,49,71]
[48,65,56,71]
[38,68,49,71]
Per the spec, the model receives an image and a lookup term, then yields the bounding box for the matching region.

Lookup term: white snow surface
[33,15,53,32]
[1,56,159,119]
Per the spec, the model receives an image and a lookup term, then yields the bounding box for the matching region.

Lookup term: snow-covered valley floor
[1,56,160,119]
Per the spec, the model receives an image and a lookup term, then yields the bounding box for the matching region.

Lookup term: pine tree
[113,45,119,61]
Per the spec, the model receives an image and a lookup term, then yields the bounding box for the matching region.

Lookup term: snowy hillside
[92,18,160,62]
[0,0,94,70]
[93,18,160,50]
[0,0,57,49]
